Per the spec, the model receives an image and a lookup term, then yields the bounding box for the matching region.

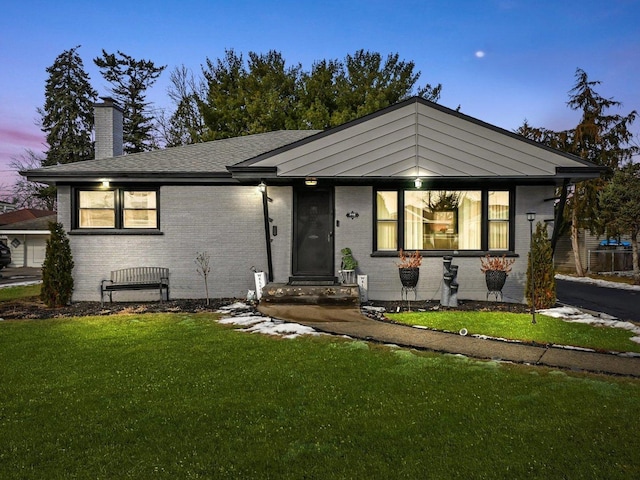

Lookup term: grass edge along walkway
[258,304,640,377]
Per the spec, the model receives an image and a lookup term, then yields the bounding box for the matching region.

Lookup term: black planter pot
[399,267,420,288]
[485,270,507,292]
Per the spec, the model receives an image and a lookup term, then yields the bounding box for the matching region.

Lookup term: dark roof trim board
[23,130,320,184]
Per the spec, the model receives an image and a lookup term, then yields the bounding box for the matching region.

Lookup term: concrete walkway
[258,304,640,378]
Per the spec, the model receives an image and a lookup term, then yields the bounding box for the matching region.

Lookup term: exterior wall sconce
[305,177,318,186]
[346,211,359,220]
[414,178,422,188]
[101,180,110,188]
[258,181,267,193]
[527,211,536,324]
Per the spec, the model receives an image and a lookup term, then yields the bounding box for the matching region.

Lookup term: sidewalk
[257,304,640,378]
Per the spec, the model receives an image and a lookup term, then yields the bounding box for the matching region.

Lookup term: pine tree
[526,222,556,309]
[518,69,638,276]
[39,45,97,166]
[563,69,638,276]
[197,49,442,139]
[41,222,74,307]
[94,50,166,153]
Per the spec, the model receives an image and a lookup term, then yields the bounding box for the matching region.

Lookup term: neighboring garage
[0,214,55,268]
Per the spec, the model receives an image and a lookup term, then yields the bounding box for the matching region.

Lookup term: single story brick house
[24,97,604,303]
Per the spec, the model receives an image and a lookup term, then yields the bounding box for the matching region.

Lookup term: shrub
[40,222,74,307]
[341,247,358,270]
[526,222,556,309]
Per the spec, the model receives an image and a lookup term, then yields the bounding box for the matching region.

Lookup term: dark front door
[292,187,334,279]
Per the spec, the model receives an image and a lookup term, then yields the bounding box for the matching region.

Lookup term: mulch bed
[0,297,529,320]
[0,298,236,320]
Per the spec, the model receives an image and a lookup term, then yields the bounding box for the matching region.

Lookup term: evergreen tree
[41,222,74,307]
[518,69,638,276]
[563,69,638,275]
[39,45,97,166]
[197,49,441,139]
[599,163,640,283]
[199,49,249,140]
[94,50,166,153]
[330,50,441,126]
[526,222,556,309]
[243,50,301,133]
[296,59,341,129]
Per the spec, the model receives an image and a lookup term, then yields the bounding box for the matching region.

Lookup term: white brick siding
[61,183,555,303]
[65,185,268,301]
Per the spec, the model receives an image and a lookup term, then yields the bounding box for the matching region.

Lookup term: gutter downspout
[261,186,274,282]
[551,178,570,254]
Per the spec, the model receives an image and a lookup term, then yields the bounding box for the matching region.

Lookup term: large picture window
[75,188,159,231]
[374,188,511,253]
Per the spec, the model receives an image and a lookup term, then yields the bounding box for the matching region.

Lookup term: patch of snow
[556,274,640,291]
[361,305,386,313]
[0,280,42,289]
[216,306,323,339]
[243,320,322,339]
[217,315,264,327]
[216,301,253,313]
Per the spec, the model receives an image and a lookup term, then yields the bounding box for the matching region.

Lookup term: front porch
[260,283,360,306]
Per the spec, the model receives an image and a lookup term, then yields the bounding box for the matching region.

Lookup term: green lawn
[387,310,640,354]
[1,313,639,479]
[0,284,41,302]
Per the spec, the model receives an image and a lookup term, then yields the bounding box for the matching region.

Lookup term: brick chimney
[94,97,124,159]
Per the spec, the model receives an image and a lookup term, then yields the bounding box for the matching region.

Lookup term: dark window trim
[373,185,515,256]
[71,186,161,233]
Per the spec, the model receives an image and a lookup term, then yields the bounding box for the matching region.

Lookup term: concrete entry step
[260,283,360,306]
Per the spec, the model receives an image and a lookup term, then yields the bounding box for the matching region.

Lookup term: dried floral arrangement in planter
[397,249,423,268]
[480,254,515,274]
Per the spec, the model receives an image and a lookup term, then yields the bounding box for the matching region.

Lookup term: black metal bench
[101,267,169,306]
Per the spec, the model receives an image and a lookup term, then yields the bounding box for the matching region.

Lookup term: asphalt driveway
[556,277,640,323]
[0,267,42,287]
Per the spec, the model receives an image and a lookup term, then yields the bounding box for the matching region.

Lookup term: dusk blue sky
[1,0,639,193]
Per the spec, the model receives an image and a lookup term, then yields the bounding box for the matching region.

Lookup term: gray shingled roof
[25,130,320,180]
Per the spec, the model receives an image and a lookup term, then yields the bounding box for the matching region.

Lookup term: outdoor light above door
[414,178,422,188]
[305,177,318,186]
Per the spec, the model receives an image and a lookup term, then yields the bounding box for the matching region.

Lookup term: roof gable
[236,97,600,181]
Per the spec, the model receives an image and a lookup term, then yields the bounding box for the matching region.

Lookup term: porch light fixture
[305,177,318,186]
[414,178,422,189]
[527,211,536,324]
[258,181,267,193]
[101,180,110,188]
